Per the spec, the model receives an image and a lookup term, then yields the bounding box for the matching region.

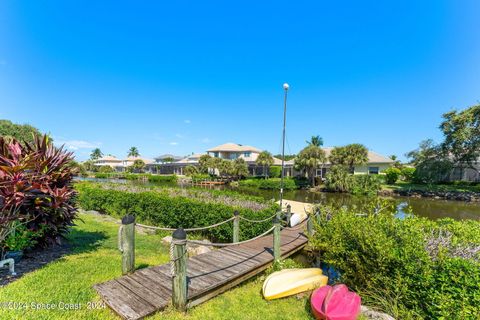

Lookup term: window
[213,152,219,158]
[368,167,379,174]
[244,152,251,157]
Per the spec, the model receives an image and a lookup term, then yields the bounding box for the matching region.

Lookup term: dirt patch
[0,244,71,287]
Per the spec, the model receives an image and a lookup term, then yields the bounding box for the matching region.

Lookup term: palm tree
[306,135,323,147]
[294,145,327,186]
[128,146,140,157]
[90,148,103,160]
[256,151,274,178]
[329,144,368,173]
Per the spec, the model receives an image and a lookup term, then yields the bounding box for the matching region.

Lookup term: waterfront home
[314,147,395,179]
[449,160,480,182]
[93,155,155,172]
[207,143,295,176]
[154,154,183,164]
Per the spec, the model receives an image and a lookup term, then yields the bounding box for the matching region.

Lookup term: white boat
[262,268,328,300]
[289,211,308,227]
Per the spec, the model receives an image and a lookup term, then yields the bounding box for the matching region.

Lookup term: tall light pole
[279,83,289,216]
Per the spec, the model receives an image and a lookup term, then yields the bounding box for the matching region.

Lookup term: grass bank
[0,213,316,320]
[382,181,480,193]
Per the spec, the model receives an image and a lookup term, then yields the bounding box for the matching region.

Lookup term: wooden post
[307,213,314,236]
[233,210,240,243]
[273,217,281,262]
[285,204,292,226]
[119,215,135,275]
[172,228,187,311]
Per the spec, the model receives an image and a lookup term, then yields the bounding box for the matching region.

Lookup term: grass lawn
[382,181,480,193]
[0,213,316,320]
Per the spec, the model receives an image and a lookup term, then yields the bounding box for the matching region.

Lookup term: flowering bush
[0,135,77,246]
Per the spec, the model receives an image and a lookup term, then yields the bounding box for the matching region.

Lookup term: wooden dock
[94,224,308,320]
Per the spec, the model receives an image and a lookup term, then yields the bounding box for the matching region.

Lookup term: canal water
[77,178,480,221]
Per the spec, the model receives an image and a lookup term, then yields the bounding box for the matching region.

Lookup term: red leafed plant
[0,135,78,246]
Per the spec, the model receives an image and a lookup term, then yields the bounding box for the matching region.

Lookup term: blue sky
[1,1,479,161]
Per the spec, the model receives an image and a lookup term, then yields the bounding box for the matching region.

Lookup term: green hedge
[75,182,278,242]
[238,177,302,190]
[309,204,480,319]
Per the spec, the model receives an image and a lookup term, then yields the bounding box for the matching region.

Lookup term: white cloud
[201,138,211,143]
[175,133,185,139]
[54,138,101,150]
[169,142,178,146]
[184,119,191,124]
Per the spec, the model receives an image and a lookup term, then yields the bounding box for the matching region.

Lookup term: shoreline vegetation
[81,172,480,202]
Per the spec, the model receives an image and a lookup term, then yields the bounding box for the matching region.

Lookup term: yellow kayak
[262,268,328,300]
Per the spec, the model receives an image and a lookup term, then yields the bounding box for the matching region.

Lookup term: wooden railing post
[286,204,292,226]
[307,212,314,236]
[273,217,281,262]
[233,210,240,243]
[119,215,135,275]
[172,228,187,311]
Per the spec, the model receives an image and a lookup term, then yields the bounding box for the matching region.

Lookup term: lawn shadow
[0,229,108,287]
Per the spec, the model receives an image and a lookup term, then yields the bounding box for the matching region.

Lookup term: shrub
[384,167,401,184]
[0,135,77,246]
[238,178,298,190]
[268,166,282,178]
[401,167,416,182]
[98,165,114,173]
[350,174,381,195]
[324,165,352,192]
[309,204,480,319]
[147,175,177,183]
[75,182,278,242]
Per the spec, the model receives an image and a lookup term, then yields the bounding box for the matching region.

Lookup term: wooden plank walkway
[94,224,308,320]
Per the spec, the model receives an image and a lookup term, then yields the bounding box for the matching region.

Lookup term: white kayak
[262,268,328,300]
[289,211,308,227]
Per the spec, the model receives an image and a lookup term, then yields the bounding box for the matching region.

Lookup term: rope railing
[135,216,236,232]
[187,226,276,247]
[237,212,279,223]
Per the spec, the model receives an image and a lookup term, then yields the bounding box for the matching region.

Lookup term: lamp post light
[279,83,289,217]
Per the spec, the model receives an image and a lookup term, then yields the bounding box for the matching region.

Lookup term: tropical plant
[0,119,43,145]
[294,145,326,186]
[329,144,368,173]
[256,151,274,178]
[306,135,324,147]
[207,157,223,176]
[3,222,43,251]
[198,154,212,174]
[82,160,97,172]
[268,166,282,178]
[127,146,140,157]
[324,165,352,192]
[384,167,401,184]
[128,159,145,173]
[0,135,77,246]
[218,159,233,177]
[232,158,249,179]
[90,148,103,160]
[184,165,199,176]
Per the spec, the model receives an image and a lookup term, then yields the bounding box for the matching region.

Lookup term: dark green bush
[309,206,480,319]
[384,167,401,184]
[324,165,352,192]
[268,166,281,178]
[75,182,278,242]
[350,174,381,195]
[401,167,416,182]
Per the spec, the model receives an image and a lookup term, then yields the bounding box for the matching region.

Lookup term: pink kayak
[311,284,361,320]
